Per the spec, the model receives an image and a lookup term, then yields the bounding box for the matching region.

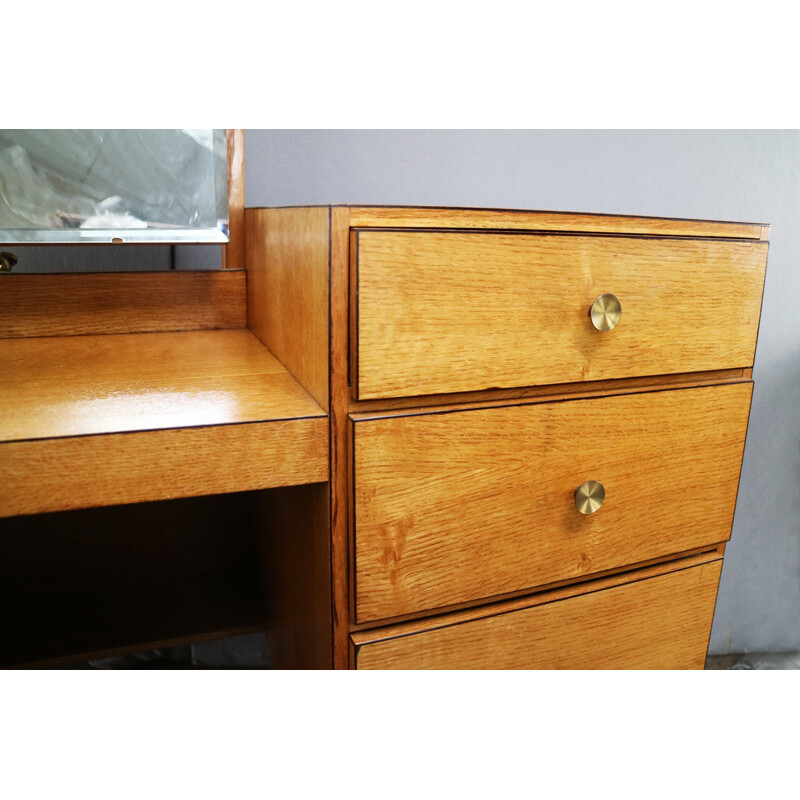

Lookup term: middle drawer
[352,382,751,623]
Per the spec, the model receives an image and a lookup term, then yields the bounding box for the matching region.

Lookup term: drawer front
[353,382,751,622]
[353,230,768,399]
[353,559,722,669]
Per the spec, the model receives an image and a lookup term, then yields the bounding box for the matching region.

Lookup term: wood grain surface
[0,329,325,441]
[0,328,328,517]
[353,382,751,622]
[222,129,246,270]
[0,271,246,338]
[329,207,353,668]
[350,367,750,414]
[347,206,767,239]
[246,207,329,409]
[354,558,722,669]
[353,231,768,399]
[2,416,328,517]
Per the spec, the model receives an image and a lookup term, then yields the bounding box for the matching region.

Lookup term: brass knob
[0,252,18,273]
[575,480,605,514]
[590,293,621,331]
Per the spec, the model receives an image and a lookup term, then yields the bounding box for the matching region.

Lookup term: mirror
[0,130,229,244]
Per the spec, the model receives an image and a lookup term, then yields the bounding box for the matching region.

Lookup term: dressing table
[0,139,769,667]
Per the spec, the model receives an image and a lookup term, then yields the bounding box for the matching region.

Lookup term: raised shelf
[1,328,328,517]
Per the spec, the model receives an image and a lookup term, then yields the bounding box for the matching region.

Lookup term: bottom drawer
[352,558,722,669]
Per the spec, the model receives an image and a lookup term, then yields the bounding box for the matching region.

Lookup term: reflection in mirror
[0,130,229,244]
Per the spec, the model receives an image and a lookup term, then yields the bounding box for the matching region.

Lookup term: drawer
[352,558,722,669]
[353,382,751,622]
[352,230,768,399]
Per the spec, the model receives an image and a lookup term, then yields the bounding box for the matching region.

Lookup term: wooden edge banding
[222,129,245,269]
[329,206,353,669]
[349,229,360,400]
[347,416,357,633]
[350,551,724,647]
[350,369,752,418]
[345,206,766,239]
[0,417,328,518]
[0,271,247,338]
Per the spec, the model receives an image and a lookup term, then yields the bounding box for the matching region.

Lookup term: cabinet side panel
[258,483,332,669]
[330,207,353,668]
[246,207,330,410]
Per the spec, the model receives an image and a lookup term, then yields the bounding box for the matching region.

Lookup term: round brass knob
[590,293,621,331]
[0,252,18,273]
[575,480,605,514]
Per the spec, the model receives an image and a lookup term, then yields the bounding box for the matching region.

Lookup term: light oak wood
[353,382,751,622]
[354,558,722,669]
[349,543,722,631]
[0,328,328,517]
[2,417,327,517]
[0,271,246,339]
[350,367,750,414]
[352,550,722,637]
[0,329,325,441]
[347,206,767,239]
[246,207,329,409]
[353,231,768,399]
[222,129,246,270]
[329,207,353,668]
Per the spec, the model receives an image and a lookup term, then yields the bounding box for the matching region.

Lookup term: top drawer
[352,230,768,399]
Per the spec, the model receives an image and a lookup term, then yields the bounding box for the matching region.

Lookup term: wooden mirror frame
[223,129,245,269]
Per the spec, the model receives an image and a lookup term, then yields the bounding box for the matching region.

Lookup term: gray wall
[245,129,800,655]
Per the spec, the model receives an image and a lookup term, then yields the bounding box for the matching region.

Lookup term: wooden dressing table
[1,166,768,667]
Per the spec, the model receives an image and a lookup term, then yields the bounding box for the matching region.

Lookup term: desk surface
[1,328,324,441]
[1,329,328,516]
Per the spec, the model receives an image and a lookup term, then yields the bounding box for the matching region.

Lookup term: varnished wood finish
[2,417,327,518]
[258,483,332,669]
[0,271,246,339]
[353,231,768,399]
[347,206,767,239]
[353,558,723,669]
[244,204,351,668]
[352,550,722,638]
[1,329,328,517]
[0,329,325,441]
[246,207,329,409]
[353,382,751,622]
[329,207,353,669]
[3,204,765,669]
[350,367,751,415]
[349,543,723,632]
[222,129,246,270]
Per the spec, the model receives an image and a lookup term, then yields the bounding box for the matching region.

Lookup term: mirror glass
[0,130,229,244]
